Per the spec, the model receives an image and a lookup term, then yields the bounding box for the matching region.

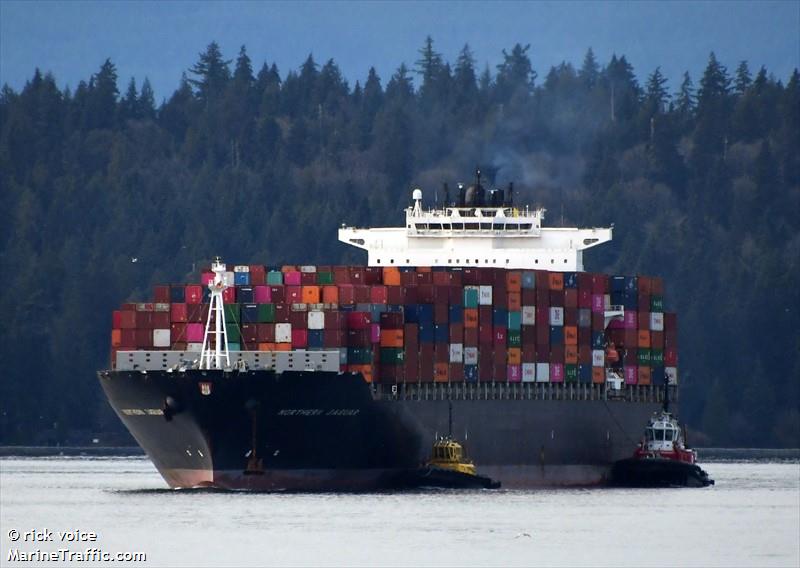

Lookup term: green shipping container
[228,342,241,351]
[507,311,522,331]
[379,347,405,364]
[266,271,284,285]
[650,295,664,312]
[507,329,522,347]
[651,349,664,366]
[464,288,479,308]
[226,325,241,343]
[638,348,651,366]
[565,364,579,383]
[258,303,275,323]
[347,347,372,364]
[224,304,240,323]
[317,271,334,285]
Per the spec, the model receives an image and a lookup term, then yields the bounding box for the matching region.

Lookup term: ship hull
[98,369,662,490]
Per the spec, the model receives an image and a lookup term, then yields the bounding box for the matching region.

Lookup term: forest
[0,39,797,447]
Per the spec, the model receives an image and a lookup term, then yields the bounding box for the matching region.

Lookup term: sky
[1,0,798,101]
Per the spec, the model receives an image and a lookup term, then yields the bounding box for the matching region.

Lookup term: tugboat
[611,381,714,487]
[411,403,501,489]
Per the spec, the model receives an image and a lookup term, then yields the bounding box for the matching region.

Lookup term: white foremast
[339,188,612,271]
[199,257,230,370]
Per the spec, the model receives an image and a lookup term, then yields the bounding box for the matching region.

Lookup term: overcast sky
[1,0,798,101]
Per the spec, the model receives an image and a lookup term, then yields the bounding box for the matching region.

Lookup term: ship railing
[373,382,675,404]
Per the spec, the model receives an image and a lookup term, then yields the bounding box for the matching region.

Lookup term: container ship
[98,174,680,490]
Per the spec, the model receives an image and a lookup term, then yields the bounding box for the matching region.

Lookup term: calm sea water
[1,457,798,567]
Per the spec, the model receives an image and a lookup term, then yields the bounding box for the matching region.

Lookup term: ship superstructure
[339,172,612,271]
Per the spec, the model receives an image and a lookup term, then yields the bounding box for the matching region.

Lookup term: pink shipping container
[201,271,214,286]
[286,286,302,303]
[550,363,564,383]
[186,323,204,342]
[507,365,522,383]
[623,311,638,329]
[254,285,271,303]
[625,366,638,384]
[591,294,604,313]
[284,271,302,285]
[291,329,308,348]
[370,323,381,343]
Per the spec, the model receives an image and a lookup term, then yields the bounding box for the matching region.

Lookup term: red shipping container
[433,271,451,286]
[536,289,550,307]
[186,303,208,323]
[434,303,448,324]
[249,265,266,285]
[300,272,317,285]
[284,271,302,285]
[493,327,507,346]
[338,284,355,305]
[434,347,449,363]
[577,272,593,290]
[591,273,607,294]
[434,285,450,305]
[536,325,549,344]
[624,348,638,365]
[479,306,493,324]
[269,286,285,303]
[550,290,564,306]
[119,310,137,329]
[167,303,185,324]
[119,329,136,348]
[274,303,290,322]
[222,286,236,304]
[664,313,677,332]
[353,285,370,303]
[449,323,464,343]
[449,363,464,382]
[201,271,214,286]
[536,307,549,326]
[522,288,536,305]
[380,312,404,328]
[289,311,307,329]
[253,286,271,303]
[185,285,203,304]
[479,357,493,382]
[135,329,153,348]
[463,327,478,346]
[347,312,371,329]
[415,271,433,285]
[479,324,493,344]
[535,343,549,361]
[664,348,678,366]
[522,346,536,363]
[419,344,435,381]
[112,310,122,328]
[462,268,480,285]
[404,323,419,344]
[258,324,276,343]
[637,276,652,295]
[521,326,536,345]
[347,329,371,347]
[241,324,258,345]
[664,333,678,349]
[592,312,605,331]
[186,323,204,342]
[364,267,382,285]
[291,329,308,348]
[154,285,170,303]
[370,323,381,343]
[151,311,169,328]
[507,292,522,311]
[135,311,152,328]
[323,329,344,347]
[286,286,302,303]
[535,271,550,290]
[579,346,593,365]
[400,271,416,287]
[578,289,592,308]
[387,285,405,305]
[404,286,418,304]
[564,289,578,308]
[651,277,664,295]
[417,284,435,304]
[651,331,664,349]
[550,345,565,363]
[564,308,578,326]
[478,269,494,286]
[169,322,187,342]
[370,285,388,304]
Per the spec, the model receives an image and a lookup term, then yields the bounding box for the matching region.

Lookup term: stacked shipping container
[110,266,678,385]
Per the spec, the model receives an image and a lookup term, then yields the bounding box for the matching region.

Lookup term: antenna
[663,374,670,414]
[448,400,453,437]
[200,256,231,370]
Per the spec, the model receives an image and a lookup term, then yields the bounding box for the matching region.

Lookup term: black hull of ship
[98,369,662,490]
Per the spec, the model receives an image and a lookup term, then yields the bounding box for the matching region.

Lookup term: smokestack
[506,182,514,207]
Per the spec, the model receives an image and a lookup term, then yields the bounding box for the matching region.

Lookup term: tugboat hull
[611,458,714,487]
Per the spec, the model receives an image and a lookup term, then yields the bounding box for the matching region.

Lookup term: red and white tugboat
[611,381,714,487]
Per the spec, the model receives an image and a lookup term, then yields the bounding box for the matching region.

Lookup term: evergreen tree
[495,43,536,101]
[579,47,600,89]
[138,78,156,119]
[87,58,119,130]
[119,78,139,121]
[188,41,231,106]
[734,60,752,95]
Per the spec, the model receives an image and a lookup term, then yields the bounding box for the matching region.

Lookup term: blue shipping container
[550,325,564,345]
[448,305,464,324]
[521,271,536,289]
[464,365,479,383]
[492,308,508,326]
[434,324,449,343]
[241,304,260,323]
[611,276,626,293]
[592,331,605,349]
[564,272,578,289]
[308,330,324,349]
[234,272,250,286]
[238,286,255,304]
[419,323,435,343]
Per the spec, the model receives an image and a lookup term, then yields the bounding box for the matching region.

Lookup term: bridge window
[390,259,394,264]
[520,224,532,230]
[452,223,464,230]
[416,224,427,230]
[465,223,479,230]
[550,259,554,264]
[480,223,492,230]
[429,223,442,230]
[535,259,539,264]
[564,259,568,264]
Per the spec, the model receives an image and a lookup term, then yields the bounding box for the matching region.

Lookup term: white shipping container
[308,311,325,330]
[153,329,171,347]
[300,265,317,273]
[154,302,170,312]
[522,363,536,382]
[650,312,664,331]
[665,367,678,384]
[275,323,292,343]
[223,271,235,286]
[479,285,493,305]
[604,294,612,309]
[233,265,250,273]
[522,306,536,325]
[592,349,605,367]
[535,363,550,383]
[291,303,308,312]
[449,343,463,363]
[338,347,348,365]
[187,342,203,352]
[549,307,564,326]
[464,347,479,365]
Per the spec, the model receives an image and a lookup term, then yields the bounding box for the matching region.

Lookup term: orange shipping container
[637,330,651,348]
[322,285,339,303]
[416,266,432,273]
[549,273,564,290]
[638,366,652,385]
[111,329,122,347]
[349,364,373,383]
[507,347,522,365]
[464,308,479,328]
[380,329,404,348]
[280,265,298,273]
[302,285,321,304]
[507,291,522,310]
[275,343,291,352]
[506,271,522,292]
[565,345,579,364]
[434,362,449,382]
[382,267,401,286]
[564,325,578,345]
[592,367,605,384]
[258,342,277,351]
